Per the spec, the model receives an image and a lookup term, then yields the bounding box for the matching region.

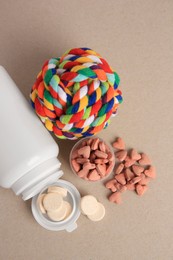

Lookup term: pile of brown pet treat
[105,137,156,204]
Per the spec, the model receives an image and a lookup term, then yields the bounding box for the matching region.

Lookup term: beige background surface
[0,0,173,259]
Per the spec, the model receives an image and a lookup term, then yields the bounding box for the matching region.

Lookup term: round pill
[37,193,46,214]
[63,201,72,219]
[47,201,67,221]
[47,186,68,197]
[80,195,98,215]
[87,202,105,222]
[43,193,63,212]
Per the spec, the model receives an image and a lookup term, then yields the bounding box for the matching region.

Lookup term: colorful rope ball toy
[30,47,123,139]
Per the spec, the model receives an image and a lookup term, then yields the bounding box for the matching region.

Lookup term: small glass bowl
[69,137,115,182]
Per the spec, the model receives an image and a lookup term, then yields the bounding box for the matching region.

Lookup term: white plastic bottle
[0,66,62,199]
[0,66,80,232]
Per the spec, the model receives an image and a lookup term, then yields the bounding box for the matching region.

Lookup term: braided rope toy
[30,47,123,139]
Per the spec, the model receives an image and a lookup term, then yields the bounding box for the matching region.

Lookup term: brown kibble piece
[144,166,156,179]
[71,149,79,159]
[94,158,108,164]
[115,163,124,175]
[119,185,127,192]
[105,179,117,192]
[78,145,90,158]
[83,162,96,170]
[112,137,125,150]
[124,156,136,167]
[110,186,117,192]
[71,159,81,172]
[109,192,122,204]
[77,168,89,178]
[106,161,114,175]
[115,150,127,162]
[90,151,96,162]
[88,169,101,181]
[132,165,144,176]
[76,158,89,164]
[81,140,87,147]
[87,138,93,146]
[130,176,142,184]
[115,173,126,185]
[107,151,114,161]
[91,138,100,150]
[105,178,117,187]
[96,164,106,177]
[95,150,108,159]
[135,184,148,196]
[101,162,107,171]
[115,182,122,191]
[105,144,110,153]
[139,153,151,165]
[139,174,151,185]
[126,183,135,191]
[130,149,141,161]
[98,141,106,152]
[124,168,135,181]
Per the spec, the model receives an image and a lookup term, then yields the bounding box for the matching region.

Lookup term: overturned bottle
[0,66,80,232]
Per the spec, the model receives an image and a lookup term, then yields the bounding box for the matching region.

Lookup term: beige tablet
[47,202,67,221]
[47,186,68,197]
[37,193,46,214]
[80,195,98,215]
[87,203,105,222]
[63,201,72,219]
[43,193,63,212]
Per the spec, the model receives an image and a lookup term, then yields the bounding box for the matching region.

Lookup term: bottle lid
[31,179,81,232]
